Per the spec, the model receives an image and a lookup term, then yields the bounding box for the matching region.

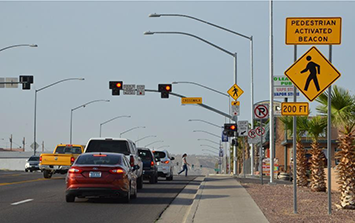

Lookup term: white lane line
[11,199,34,206]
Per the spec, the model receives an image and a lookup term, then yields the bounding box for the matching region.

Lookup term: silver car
[25,156,40,172]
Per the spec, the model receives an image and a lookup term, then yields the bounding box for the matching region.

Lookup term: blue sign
[222,132,228,142]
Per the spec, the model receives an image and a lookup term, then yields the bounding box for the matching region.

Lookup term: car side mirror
[170,157,175,161]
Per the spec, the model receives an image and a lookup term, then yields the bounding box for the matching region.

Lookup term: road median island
[158,176,204,223]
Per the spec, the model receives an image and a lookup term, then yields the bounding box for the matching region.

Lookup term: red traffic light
[116,83,122,88]
[165,85,171,91]
[230,125,236,130]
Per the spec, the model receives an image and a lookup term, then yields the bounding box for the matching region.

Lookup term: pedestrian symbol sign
[284,46,341,102]
[227,84,244,100]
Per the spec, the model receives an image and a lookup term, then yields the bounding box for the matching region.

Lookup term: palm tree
[307,116,327,192]
[279,116,309,186]
[316,85,355,209]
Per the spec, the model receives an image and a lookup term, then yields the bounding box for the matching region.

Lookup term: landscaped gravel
[238,177,355,223]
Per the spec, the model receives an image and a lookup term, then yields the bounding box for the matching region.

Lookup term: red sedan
[65,152,138,203]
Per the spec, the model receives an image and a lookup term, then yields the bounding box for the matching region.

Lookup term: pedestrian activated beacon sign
[284,46,341,102]
[227,84,244,100]
[286,17,341,45]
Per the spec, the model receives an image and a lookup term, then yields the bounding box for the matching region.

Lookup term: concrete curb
[183,179,206,223]
[158,176,205,223]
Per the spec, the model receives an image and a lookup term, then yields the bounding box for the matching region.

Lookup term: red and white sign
[248,129,256,138]
[254,104,269,119]
[256,127,266,136]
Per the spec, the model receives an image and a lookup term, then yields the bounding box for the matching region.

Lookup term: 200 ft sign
[281,102,309,116]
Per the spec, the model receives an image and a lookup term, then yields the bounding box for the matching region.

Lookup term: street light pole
[198,139,219,145]
[33,78,84,155]
[0,44,37,52]
[157,145,170,150]
[188,119,223,129]
[70,99,110,144]
[149,13,254,175]
[200,144,219,151]
[192,130,220,139]
[135,135,157,144]
[99,115,131,137]
[144,140,164,147]
[119,126,146,138]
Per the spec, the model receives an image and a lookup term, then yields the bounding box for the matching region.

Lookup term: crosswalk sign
[227,84,244,100]
[284,47,341,102]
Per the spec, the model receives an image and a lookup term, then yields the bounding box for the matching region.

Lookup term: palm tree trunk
[296,141,308,186]
[310,142,326,192]
[336,132,355,209]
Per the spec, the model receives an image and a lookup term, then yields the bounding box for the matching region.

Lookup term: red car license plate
[89,171,102,178]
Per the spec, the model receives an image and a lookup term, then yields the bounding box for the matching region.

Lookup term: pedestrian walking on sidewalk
[178,153,189,176]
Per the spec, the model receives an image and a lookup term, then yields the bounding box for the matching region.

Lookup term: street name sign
[286,17,342,45]
[281,102,309,116]
[254,104,269,119]
[181,97,202,104]
[0,78,4,88]
[5,78,18,88]
[227,84,244,100]
[284,46,341,102]
[123,84,136,95]
[136,85,145,95]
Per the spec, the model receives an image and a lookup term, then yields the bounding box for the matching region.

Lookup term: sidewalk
[159,175,269,223]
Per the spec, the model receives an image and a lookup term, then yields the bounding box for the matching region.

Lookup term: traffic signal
[109,81,123,95]
[19,75,33,90]
[158,84,172,98]
[224,123,237,137]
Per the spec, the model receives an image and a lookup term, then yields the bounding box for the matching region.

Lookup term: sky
[0,1,354,155]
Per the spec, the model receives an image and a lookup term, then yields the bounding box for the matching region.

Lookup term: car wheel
[131,183,137,199]
[166,170,173,181]
[137,175,143,189]
[25,169,28,172]
[30,170,33,172]
[123,186,131,203]
[43,170,52,179]
[66,195,75,203]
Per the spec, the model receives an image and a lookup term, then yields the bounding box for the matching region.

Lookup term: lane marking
[11,199,34,206]
[0,177,62,187]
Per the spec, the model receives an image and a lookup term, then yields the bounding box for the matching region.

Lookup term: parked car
[152,150,175,181]
[138,148,158,184]
[39,144,84,178]
[65,152,138,203]
[25,156,40,172]
[84,138,144,189]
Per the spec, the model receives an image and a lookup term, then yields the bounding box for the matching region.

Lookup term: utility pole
[23,137,26,151]
[42,141,44,152]
[10,134,13,151]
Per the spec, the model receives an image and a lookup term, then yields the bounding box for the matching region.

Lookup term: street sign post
[123,84,136,95]
[281,102,309,116]
[227,84,244,100]
[181,97,202,104]
[284,46,341,102]
[286,17,342,45]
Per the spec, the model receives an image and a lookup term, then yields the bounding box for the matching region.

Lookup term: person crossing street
[178,153,189,176]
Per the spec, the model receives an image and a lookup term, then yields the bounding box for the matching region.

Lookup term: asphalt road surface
[0,171,198,223]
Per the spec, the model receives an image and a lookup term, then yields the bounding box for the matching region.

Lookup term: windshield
[28,156,39,161]
[75,154,122,165]
[138,150,153,161]
[85,140,130,155]
[55,146,82,154]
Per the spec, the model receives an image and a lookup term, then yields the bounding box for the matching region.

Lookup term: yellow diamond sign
[284,46,341,102]
[227,84,244,100]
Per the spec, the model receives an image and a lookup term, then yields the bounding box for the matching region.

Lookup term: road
[0,171,198,223]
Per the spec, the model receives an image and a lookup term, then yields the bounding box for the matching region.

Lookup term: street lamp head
[148,13,161,18]
[171,82,179,84]
[144,31,155,35]
[29,44,38,47]
[105,100,110,102]
[79,78,85,80]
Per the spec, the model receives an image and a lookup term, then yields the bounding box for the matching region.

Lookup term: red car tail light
[161,160,170,164]
[130,156,134,167]
[39,156,42,162]
[68,167,82,173]
[70,157,75,164]
[151,161,154,167]
[109,169,125,174]
[93,154,107,157]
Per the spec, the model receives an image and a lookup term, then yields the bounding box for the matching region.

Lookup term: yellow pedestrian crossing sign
[227,84,244,100]
[284,46,341,102]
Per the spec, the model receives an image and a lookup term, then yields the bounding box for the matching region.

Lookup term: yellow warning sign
[281,102,309,116]
[227,84,244,100]
[284,46,341,102]
[286,17,342,45]
[181,97,202,104]
[231,101,240,106]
